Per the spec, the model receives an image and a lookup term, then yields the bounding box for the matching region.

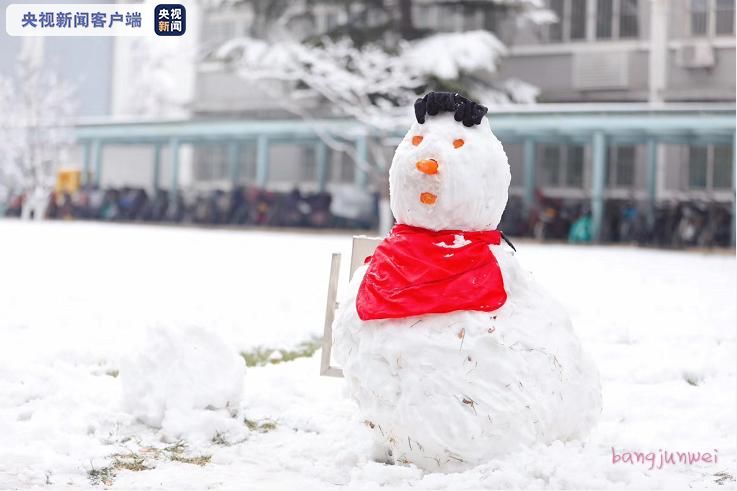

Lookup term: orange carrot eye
[412,135,423,146]
[453,139,465,148]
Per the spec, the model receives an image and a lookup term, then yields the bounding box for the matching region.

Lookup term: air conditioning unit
[676,42,715,68]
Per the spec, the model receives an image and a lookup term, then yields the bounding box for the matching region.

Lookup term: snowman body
[332,96,601,472]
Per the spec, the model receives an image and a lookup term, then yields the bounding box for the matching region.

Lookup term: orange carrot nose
[416,159,438,175]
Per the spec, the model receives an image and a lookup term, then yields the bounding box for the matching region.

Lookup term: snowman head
[389,92,510,232]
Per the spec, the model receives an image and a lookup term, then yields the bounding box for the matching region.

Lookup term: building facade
[189,0,735,207]
[7,0,728,239]
[496,0,735,206]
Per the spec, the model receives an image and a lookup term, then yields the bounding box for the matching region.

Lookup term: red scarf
[356,224,507,321]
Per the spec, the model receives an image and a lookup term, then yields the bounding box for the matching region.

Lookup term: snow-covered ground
[0,219,734,490]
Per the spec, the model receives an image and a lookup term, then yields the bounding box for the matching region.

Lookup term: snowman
[332,92,602,472]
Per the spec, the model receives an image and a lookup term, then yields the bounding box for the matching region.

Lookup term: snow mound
[120,326,247,444]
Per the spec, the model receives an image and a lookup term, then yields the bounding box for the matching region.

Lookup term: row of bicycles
[499,194,734,248]
[4,186,733,248]
[2,185,381,230]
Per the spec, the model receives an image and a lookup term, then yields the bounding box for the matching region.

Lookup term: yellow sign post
[55,169,81,194]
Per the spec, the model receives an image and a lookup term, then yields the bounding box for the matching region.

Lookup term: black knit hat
[414,92,488,127]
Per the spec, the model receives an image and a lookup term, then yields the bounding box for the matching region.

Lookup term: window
[715,0,735,35]
[688,144,734,191]
[463,5,484,30]
[570,0,588,39]
[240,145,257,181]
[688,145,709,188]
[413,4,436,30]
[414,3,508,33]
[548,0,564,41]
[619,0,639,38]
[566,146,585,187]
[483,7,502,33]
[607,145,636,188]
[616,146,635,186]
[712,145,733,189]
[541,145,561,186]
[331,151,355,184]
[691,0,709,35]
[690,0,735,36]
[596,0,613,38]
[538,144,585,188]
[195,144,227,181]
[550,0,639,42]
[300,146,317,181]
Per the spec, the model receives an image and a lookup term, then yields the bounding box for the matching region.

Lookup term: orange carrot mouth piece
[420,192,437,205]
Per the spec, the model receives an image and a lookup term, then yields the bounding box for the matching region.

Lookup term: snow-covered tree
[210,0,552,128]
[207,0,552,176]
[115,0,200,118]
[121,38,193,118]
[0,44,76,219]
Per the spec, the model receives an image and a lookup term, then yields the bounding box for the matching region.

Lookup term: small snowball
[120,326,247,444]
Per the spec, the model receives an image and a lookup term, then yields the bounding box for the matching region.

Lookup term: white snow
[434,234,472,248]
[403,30,506,81]
[499,78,541,104]
[333,240,602,471]
[120,326,247,444]
[389,113,511,232]
[0,219,735,489]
